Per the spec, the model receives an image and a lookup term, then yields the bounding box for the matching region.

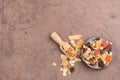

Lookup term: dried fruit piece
[98,58,104,68]
[105,61,110,67]
[96,37,100,40]
[105,43,112,50]
[68,34,82,40]
[101,40,108,48]
[105,55,112,61]
[94,49,100,55]
[75,39,84,49]
[69,67,75,73]
[61,59,68,66]
[53,62,57,66]
[66,48,75,57]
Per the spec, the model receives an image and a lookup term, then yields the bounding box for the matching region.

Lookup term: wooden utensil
[50,32,77,59]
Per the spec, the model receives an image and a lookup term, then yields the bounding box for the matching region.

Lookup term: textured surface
[0,0,120,80]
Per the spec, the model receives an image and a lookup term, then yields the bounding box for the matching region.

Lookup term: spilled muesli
[51,32,84,76]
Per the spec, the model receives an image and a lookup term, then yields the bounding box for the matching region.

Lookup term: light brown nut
[105,61,110,67]
[69,60,75,66]
[86,48,91,53]
[76,49,80,56]
[68,34,82,40]
[83,52,90,59]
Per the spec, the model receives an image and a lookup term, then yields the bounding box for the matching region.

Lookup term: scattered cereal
[53,62,57,66]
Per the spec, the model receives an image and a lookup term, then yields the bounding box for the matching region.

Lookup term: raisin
[108,50,111,54]
[105,43,112,50]
[85,42,91,47]
[100,50,105,54]
[93,57,95,59]
[96,37,100,40]
[98,58,104,68]
[89,46,94,51]
[70,67,75,73]
[85,42,94,50]
[89,58,94,61]
[83,48,87,53]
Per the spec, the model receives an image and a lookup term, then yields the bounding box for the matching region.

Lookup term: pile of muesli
[82,37,112,69]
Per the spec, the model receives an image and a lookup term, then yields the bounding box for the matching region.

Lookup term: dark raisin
[89,58,94,61]
[96,37,100,40]
[89,46,94,51]
[100,50,105,54]
[67,57,70,61]
[70,67,75,73]
[86,42,94,50]
[93,57,95,59]
[98,58,104,68]
[89,63,95,66]
[83,48,87,53]
[108,49,112,54]
[85,42,91,47]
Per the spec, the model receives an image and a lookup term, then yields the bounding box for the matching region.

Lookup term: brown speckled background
[0,0,120,80]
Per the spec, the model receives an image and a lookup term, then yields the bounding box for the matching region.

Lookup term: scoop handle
[50,32,64,46]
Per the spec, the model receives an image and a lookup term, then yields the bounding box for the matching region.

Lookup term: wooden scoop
[50,32,77,59]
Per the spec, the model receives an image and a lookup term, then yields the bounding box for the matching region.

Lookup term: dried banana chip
[75,39,84,49]
[68,34,82,40]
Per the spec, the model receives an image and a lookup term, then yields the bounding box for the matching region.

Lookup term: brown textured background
[0,0,120,80]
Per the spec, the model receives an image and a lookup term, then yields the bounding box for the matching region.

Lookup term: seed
[61,54,67,59]
[53,62,57,66]
[60,68,63,71]
[62,72,67,76]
